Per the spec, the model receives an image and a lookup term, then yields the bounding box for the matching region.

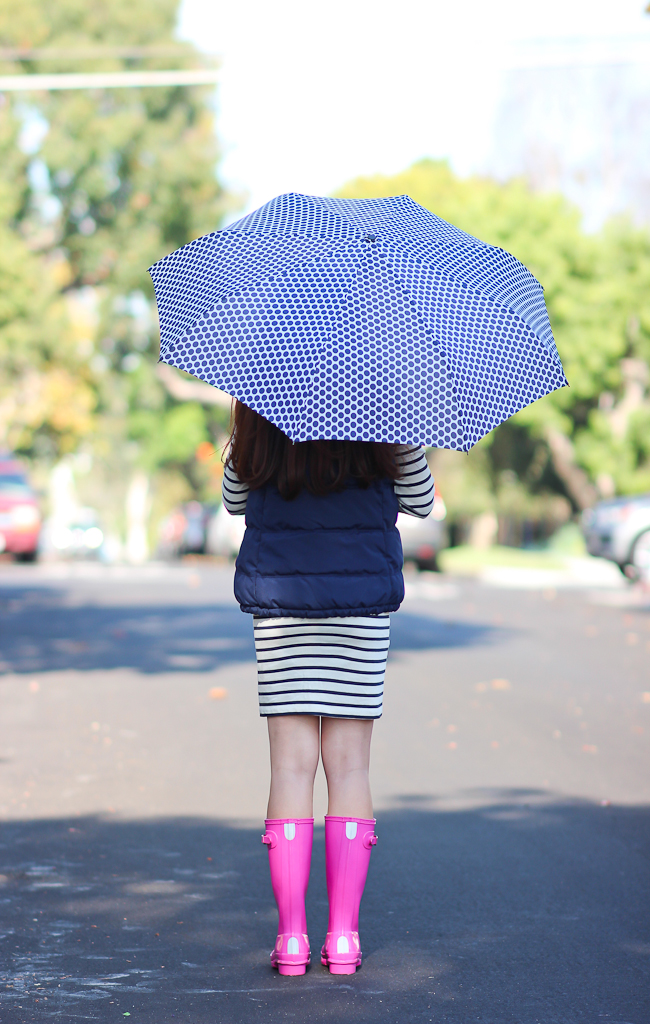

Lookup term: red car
[0,457,41,561]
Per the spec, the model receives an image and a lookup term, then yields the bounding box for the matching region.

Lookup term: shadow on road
[0,588,497,675]
[1,794,648,1023]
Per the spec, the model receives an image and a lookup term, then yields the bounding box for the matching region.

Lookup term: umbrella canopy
[149,192,567,450]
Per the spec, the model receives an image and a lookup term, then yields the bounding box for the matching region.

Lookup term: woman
[222,400,434,975]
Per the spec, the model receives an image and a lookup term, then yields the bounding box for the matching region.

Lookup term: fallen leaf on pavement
[209,687,228,700]
[491,678,511,690]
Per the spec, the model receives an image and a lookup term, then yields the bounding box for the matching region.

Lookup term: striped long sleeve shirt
[222,445,434,519]
[393,445,435,518]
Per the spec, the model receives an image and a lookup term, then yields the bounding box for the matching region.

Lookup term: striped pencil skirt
[253,615,390,719]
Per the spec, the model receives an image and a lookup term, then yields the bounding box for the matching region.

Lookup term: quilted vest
[234,476,404,617]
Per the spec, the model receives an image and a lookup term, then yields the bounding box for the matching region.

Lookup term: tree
[0,0,236,543]
[0,80,95,457]
[337,160,650,522]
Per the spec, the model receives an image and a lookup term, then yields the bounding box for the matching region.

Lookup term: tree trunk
[544,429,597,510]
[125,471,150,564]
[157,362,232,409]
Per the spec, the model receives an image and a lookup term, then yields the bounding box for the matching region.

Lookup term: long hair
[227,401,400,500]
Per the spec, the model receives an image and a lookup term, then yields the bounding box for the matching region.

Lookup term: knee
[268,716,319,780]
[283,753,318,778]
[273,743,319,779]
[322,751,369,782]
[320,720,372,782]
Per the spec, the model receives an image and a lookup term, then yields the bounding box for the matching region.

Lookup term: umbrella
[149,192,567,450]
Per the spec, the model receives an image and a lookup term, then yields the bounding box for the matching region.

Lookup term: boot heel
[328,961,357,975]
[278,963,307,976]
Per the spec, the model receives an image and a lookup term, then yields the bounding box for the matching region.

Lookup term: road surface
[0,561,648,1022]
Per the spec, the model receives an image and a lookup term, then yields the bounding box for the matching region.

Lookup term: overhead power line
[0,68,220,92]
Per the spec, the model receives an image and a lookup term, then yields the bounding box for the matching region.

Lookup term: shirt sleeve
[393,445,435,518]
[222,460,250,515]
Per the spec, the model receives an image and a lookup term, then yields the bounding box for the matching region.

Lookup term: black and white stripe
[394,446,435,518]
[222,461,249,515]
[254,616,390,718]
[222,446,434,520]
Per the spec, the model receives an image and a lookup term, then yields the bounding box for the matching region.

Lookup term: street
[0,562,649,1023]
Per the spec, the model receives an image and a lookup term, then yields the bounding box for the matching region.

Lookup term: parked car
[206,502,247,559]
[47,506,105,560]
[157,501,217,559]
[0,456,41,561]
[581,493,650,578]
[397,489,448,571]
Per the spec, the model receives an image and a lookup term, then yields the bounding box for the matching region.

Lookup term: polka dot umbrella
[148,192,568,450]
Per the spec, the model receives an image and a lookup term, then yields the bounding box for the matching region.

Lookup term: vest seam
[243,525,392,534]
[236,569,402,578]
[240,605,401,617]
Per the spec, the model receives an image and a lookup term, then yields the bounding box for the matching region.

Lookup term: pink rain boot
[262,817,313,976]
[321,815,377,975]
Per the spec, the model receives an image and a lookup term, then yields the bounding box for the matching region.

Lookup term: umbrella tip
[363,233,377,244]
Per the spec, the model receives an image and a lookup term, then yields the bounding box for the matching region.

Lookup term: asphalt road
[0,561,649,1023]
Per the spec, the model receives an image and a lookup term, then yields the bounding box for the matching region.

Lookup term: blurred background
[1,0,649,581]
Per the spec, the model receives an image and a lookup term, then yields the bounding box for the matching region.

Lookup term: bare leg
[320,718,374,819]
[267,715,320,819]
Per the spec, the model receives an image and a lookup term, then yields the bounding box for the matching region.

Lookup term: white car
[582,493,650,578]
[397,491,448,571]
[206,502,247,559]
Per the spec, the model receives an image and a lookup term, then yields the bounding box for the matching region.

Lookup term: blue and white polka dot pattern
[149,192,568,450]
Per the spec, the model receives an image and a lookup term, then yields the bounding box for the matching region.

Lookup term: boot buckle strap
[363,831,378,849]
[262,830,278,849]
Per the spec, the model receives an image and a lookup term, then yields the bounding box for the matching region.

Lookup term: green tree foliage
[338,160,650,510]
[0,101,95,455]
[0,0,234,486]
[129,402,209,471]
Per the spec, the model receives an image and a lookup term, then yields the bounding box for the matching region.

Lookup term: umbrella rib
[294,244,369,439]
[372,249,471,452]
[309,193,411,237]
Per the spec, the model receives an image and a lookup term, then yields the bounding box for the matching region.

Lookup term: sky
[177,0,650,226]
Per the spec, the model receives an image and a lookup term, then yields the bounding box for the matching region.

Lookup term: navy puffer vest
[234,477,404,617]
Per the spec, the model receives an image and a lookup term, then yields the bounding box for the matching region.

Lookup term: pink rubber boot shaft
[321,815,377,974]
[262,817,313,975]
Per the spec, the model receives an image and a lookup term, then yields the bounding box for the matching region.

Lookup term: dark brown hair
[227,401,400,500]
